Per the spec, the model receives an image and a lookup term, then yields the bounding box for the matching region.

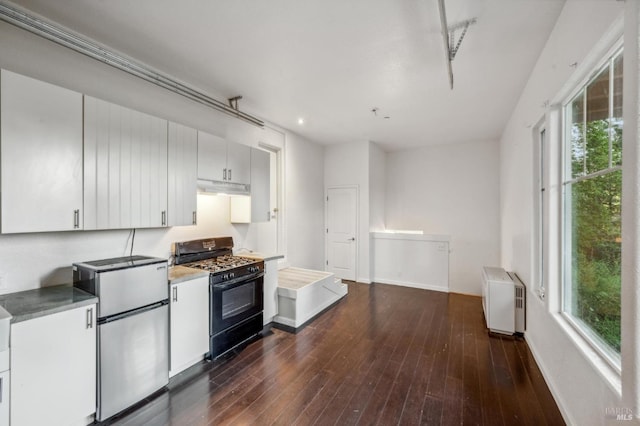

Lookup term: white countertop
[236,252,284,262]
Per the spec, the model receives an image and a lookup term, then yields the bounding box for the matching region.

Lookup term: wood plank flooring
[104,282,565,426]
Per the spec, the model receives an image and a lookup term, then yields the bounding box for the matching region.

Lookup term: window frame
[533,121,547,301]
[559,43,623,372]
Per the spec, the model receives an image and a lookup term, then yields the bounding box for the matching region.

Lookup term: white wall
[324,141,371,283]
[0,21,325,293]
[499,1,625,424]
[369,142,386,232]
[285,131,325,270]
[385,140,500,295]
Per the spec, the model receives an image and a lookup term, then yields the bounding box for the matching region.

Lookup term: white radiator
[508,272,526,334]
[481,267,527,335]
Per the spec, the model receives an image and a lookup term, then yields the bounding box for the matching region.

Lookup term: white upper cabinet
[168,122,198,226]
[197,131,227,181]
[197,131,250,185]
[250,147,270,223]
[84,96,168,229]
[0,70,83,233]
[227,141,251,185]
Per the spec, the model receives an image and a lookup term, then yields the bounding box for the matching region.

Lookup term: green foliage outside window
[564,50,622,356]
[567,117,622,352]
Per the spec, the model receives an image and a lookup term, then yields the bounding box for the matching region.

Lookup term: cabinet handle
[192,211,197,225]
[228,169,232,181]
[223,168,227,181]
[86,307,93,329]
[267,211,271,222]
[173,286,178,302]
[73,209,80,229]
[161,210,166,226]
[0,376,3,403]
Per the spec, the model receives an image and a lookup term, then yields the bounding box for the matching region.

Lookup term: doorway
[255,127,284,258]
[326,186,358,281]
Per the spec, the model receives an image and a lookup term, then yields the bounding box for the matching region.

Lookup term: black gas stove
[174,237,264,359]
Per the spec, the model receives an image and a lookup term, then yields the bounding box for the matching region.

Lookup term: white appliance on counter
[0,306,11,425]
[73,255,169,422]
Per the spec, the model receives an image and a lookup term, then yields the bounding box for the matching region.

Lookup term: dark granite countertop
[168,266,210,285]
[0,285,98,324]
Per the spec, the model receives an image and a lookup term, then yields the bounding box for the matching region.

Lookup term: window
[562,48,622,363]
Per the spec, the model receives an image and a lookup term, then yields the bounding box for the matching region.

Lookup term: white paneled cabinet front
[197,131,227,182]
[169,277,209,377]
[250,147,271,223]
[263,259,278,325]
[168,123,198,226]
[226,141,251,185]
[84,96,168,229]
[0,70,83,233]
[197,131,250,185]
[11,305,97,426]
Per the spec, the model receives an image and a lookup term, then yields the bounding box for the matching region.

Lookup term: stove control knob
[222,273,229,280]
[229,272,235,279]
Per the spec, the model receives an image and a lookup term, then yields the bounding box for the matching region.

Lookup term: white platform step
[273,267,348,331]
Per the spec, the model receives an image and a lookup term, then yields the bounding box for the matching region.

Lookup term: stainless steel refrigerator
[73,255,169,422]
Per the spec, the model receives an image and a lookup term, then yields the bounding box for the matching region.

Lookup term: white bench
[273,267,348,332]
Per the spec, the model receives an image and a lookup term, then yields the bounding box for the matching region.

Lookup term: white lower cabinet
[11,304,97,426]
[0,369,9,426]
[263,259,278,325]
[169,277,210,377]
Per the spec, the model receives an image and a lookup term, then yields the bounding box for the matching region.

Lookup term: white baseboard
[525,334,573,425]
[372,277,449,293]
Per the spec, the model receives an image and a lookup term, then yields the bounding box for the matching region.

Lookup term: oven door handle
[213,272,264,290]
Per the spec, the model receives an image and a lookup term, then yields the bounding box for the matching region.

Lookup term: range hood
[197,179,250,196]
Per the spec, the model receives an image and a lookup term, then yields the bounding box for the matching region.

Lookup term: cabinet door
[0,70,83,233]
[170,277,210,376]
[226,141,251,185]
[0,369,9,426]
[263,260,278,325]
[250,148,271,223]
[197,131,227,181]
[168,123,198,226]
[11,304,96,426]
[84,96,168,229]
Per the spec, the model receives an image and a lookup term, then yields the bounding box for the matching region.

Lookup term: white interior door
[326,187,357,281]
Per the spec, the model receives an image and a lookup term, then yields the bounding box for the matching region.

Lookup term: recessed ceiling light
[297,118,305,125]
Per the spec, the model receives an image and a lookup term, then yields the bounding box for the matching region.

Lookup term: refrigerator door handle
[97,300,168,324]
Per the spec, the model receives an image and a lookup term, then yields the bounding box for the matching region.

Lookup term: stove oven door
[211,273,264,335]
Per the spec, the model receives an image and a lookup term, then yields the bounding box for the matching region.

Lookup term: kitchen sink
[0,305,12,352]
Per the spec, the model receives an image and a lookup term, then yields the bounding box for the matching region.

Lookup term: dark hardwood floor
[105,282,565,426]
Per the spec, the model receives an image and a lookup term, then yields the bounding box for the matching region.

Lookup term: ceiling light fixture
[297,118,305,125]
[436,0,477,90]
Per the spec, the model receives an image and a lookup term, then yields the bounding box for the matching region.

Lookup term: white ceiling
[9,0,565,150]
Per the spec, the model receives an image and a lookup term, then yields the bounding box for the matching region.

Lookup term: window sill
[552,311,621,396]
